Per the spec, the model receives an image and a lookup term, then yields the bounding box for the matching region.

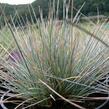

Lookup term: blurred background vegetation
[0,0,109,27]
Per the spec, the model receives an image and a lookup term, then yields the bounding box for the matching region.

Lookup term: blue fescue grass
[1,0,109,109]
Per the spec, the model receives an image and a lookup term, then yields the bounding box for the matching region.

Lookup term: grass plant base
[3,96,109,109]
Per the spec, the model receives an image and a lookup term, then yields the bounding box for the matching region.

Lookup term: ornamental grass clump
[1,1,109,109]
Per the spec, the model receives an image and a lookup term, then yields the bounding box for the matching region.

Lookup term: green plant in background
[0,0,109,109]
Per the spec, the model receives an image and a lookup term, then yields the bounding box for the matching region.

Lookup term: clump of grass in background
[1,0,109,109]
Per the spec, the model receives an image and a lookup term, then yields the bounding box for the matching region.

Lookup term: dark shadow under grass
[2,96,109,109]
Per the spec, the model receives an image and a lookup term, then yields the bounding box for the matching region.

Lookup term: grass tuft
[0,1,109,109]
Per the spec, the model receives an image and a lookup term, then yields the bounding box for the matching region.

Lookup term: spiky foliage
[0,1,109,109]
